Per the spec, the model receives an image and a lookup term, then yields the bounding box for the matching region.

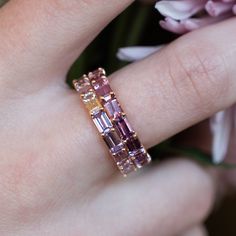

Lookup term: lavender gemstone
[92,111,112,133]
[103,130,123,153]
[131,149,151,168]
[113,148,129,163]
[104,99,122,119]
[126,135,142,152]
[114,115,134,139]
[118,159,135,175]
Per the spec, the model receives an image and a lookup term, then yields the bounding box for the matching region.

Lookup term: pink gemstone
[104,99,122,119]
[96,84,112,97]
[114,115,134,139]
[118,159,136,175]
[113,148,129,163]
[131,149,151,168]
[73,78,91,94]
[91,68,106,79]
[93,111,112,133]
[103,130,123,153]
[126,135,142,152]
[91,75,112,97]
[92,76,108,90]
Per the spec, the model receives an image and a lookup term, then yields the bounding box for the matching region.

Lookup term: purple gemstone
[104,99,122,119]
[114,115,134,139]
[126,135,142,152]
[131,149,151,168]
[96,84,112,97]
[103,130,123,153]
[118,159,136,175]
[92,111,112,133]
[113,148,129,163]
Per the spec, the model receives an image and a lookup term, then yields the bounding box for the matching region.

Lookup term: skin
[0,0,235,235]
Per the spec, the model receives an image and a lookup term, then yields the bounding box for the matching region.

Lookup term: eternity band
[73,68,151,176]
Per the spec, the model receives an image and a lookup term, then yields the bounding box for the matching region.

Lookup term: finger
[88,159,215,236]
[0,0,133,83]
[110,18,236,148]
[180,225,208,236]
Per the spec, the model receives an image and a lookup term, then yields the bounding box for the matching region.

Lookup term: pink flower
[210,105,236,163]
[117,0,236,164]
[156,0,235,34]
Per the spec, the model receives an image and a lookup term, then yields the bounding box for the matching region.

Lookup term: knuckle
[168,41,229,114]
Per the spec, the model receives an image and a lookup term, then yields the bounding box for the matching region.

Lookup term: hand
[2,1,236,235]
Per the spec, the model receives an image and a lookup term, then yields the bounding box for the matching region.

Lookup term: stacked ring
[73,68,151,176]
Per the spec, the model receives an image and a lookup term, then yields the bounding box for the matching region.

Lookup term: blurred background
[1,0,235,235]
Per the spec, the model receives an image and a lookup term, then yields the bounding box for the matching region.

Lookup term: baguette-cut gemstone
[126,135,142,152]
[103,130,123,153]
[91,76,112,97]
[97,84,112,97]
[113,148,129,163]
[131,149,151,168]
[82,90,102,113]
[93,111,112,133]
[118,159,136,175]
[104,99,122,119]
[114,115,134,139]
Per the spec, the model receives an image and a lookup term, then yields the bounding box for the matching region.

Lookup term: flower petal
[117,46,162,62]
[210,108,234,163]
[155,0,207,20]
[160,17,189,34]
[183,13,231,31]
[205,0,234,17]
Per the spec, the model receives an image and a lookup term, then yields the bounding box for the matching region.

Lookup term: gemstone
[82,90,102,113]
[91,75,108,89]
[118,159,136,175]
[126,135,142,152]
[92,111,113,133]
[113,148,129,163]
[96,84,112,97]
[82,90,96,102]
[103,130,123,153]
[91,68,106,79]
[104,99,122,119]
[90,73,112,97]
[114,115,134,139]
[131,149,151,168]
[73,77,90,94]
